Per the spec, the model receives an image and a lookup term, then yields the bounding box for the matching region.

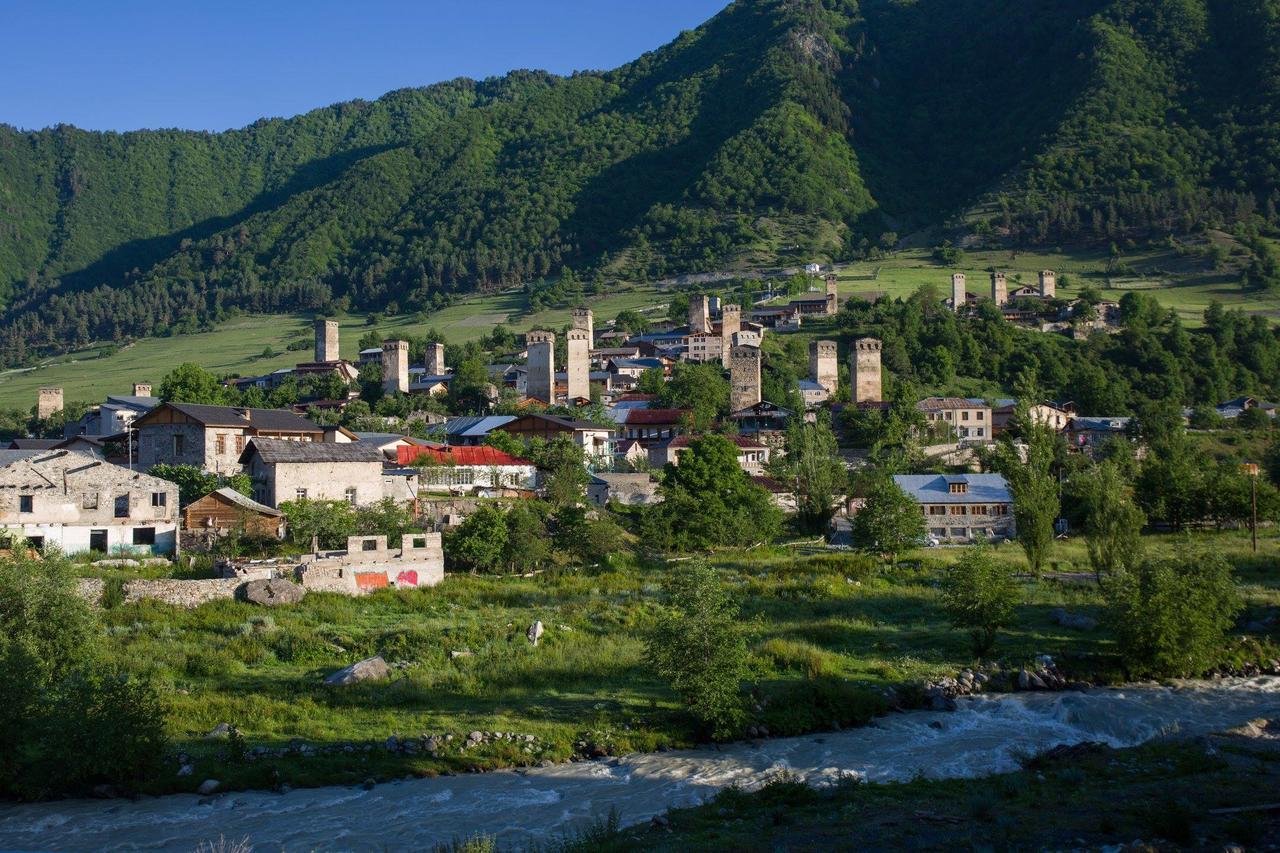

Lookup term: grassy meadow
[91,531,1278,795]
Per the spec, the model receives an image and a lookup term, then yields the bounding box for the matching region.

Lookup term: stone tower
[37,387,63,420]
[1039,270,1057,299]
[381,340,409,395]
[729,344,762,412]
[809,340,839,395]
[688,295,710,334]
[424,342,446,376]
[990,272,1008,307]
[571,307,594,348]
[525,330,555,404]
[132,382,152,398]
[314,318,340,363]
[719,303,742,367]
[566,328,591,402]
[851,338,882,404]
[825,275,840,314]
[951,273,967,312]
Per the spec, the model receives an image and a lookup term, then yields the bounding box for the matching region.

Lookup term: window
[345,487,358,507]
[216,434,226,454]
[948,482,969,494]
[235,435,245,453]
[943,411,953,420]
[977,411,985,421]
[89,529,108,552]
[82,493,99,510]
[930,528,946,538]
[132,527,156,546]
[961,411,970,421]
[114,495,130,518]
[151,492,167,508]
[971,505,988,516]
[295,488,308,501]
[993,505,1009,516]
[19,494,33,513]
[173,434,185,455]
[360,538,378,551]
[950,527,967,538]
[928,505,946,516]
[977,428,985,437]
[950,505,967,515]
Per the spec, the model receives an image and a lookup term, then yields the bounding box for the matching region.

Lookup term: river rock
[177,764,193,777]
[324,656,390,686]
[241,578,306,607]
[92,558,139,568]
[196,779,220,795]
[527,621,544,647]
[204,722,232,740]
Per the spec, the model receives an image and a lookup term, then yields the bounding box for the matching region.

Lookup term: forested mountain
[2,0,1279,365]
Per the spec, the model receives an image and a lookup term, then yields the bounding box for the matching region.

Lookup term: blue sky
[1,1,729,132]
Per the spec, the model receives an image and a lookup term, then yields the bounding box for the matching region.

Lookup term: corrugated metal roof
[208,487,282,516]
[893,474,1011,504]
[242,438,384,464]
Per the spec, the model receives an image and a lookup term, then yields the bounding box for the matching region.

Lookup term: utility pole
[1242,462,1259,553]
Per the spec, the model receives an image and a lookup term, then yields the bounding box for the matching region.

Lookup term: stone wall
[76,576,244,608]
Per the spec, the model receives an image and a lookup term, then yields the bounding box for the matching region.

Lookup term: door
[89,529,108,553]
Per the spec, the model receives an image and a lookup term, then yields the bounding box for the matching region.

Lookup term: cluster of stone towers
[523,307,595,405]
[951,270,1058,311]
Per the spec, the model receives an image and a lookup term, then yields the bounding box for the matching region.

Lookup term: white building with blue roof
[892,473,1015,544]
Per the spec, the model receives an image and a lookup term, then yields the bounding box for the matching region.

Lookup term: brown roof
[669,434,767,450]
[138,402,322,433]
[916,397,987,411]
[624,408,689,425]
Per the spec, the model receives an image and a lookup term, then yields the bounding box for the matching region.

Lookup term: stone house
[893,473,1015,544]
[916,397,992,441]
[1065,416,1134,452]
[588,473,662,507]
[239,438,386,508]
[987,399,1072,436]
[134,403,324,475]
[0,449,179,555]
[618,408,689,448]
[63,393,158,438]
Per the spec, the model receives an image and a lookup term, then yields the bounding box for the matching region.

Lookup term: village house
[498,413,614,462]
[398,444,538,493]
[134,402,324,475]
[239,438,387,508]
[987,399,1073,435]
[616,408,689,448]
[182,487,284,548]
[730,400,794,436]
[892,473,1015,544]
[63,390,158,438]
[1065,416,1133,452]
[352,432,436,461]
[430,415,517,446]
[588,472,661,507]
[650,433,771,475]
[916,397,992,441]
[0,449,179,556]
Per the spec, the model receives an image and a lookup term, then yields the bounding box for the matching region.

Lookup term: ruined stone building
[0,449,179,555]
[719,303,742,367]
[37,387,63,421]
[851,338,883,404]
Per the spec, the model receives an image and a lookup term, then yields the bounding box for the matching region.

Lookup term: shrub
[761,678,888,737]
[1106,552,1242,677]
[644,561,747,739]
[757,638,841,680]
[940,544,1020,656]
[272,628,339,664]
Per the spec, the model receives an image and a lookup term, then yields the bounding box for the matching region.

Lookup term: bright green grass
[92,530,1277,795]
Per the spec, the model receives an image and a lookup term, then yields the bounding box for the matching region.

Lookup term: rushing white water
[1,677,1277,852]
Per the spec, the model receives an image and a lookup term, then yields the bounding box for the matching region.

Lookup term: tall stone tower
[314,318,340,363]
[132,382,152,398]
[719,303,742,367]
[729,344,762,412]
[525,330,555,404]
[571,307,594,348]
[825,275,840,314]
[382,340,409,395]
[809,340,839,395]
[566,328,591,402]
[990,272,1008,306]
[1039,270,1057,299]
[851,338,883,404]
[424,342,446,376]
[37,387,63,420]
[688,295,710,334]
[951,273,967,312]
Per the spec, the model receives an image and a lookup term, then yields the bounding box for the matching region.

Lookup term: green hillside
[2,0,1279,367]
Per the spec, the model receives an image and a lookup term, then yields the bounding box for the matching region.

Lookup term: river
[1,676,1277,852]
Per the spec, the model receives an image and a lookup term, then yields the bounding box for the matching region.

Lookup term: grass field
[5,238,1279,407]
[89,531,1278,795]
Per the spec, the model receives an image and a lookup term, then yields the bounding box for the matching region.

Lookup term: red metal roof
[624,408,689,425]
[398,445,533,467]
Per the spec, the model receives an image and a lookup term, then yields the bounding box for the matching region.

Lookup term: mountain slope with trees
[2,0,1279,365]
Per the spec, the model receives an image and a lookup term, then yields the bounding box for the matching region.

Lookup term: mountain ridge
[1,0,1278,365]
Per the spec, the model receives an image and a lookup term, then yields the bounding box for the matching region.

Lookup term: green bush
[761,678,888,737]
[756,638,841,680]
[1106,552,1242,677]
[940,543,1020,656]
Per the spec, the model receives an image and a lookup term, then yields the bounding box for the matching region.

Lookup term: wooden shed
[183,487,284,539]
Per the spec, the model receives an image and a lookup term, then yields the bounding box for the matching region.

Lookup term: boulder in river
[241,578,306,607]
[324,656,390,686]
[196,779,220,795]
